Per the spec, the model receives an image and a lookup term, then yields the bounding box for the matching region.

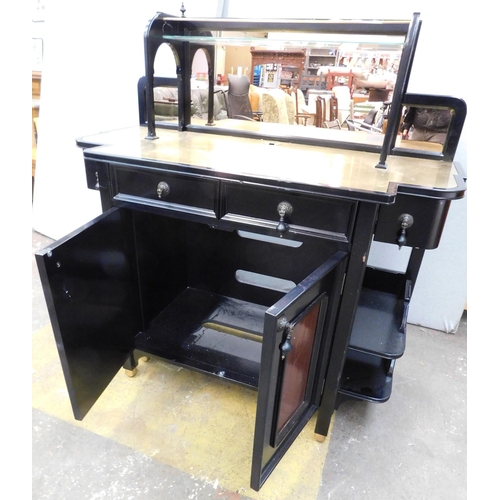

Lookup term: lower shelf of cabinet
[135,287,263,389]
[338,349,395,404]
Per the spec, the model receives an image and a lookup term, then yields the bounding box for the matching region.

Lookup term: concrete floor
[32,229,467,500]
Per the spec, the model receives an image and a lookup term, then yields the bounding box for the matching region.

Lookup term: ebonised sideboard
[35,13,467,491]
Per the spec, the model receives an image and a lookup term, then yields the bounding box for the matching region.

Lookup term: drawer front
[374,194,451,249]
[112,166,218,218]
[221,182,356,242]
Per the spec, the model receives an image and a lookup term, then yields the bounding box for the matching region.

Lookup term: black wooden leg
[123,350,150,377]
[315,202,379,437]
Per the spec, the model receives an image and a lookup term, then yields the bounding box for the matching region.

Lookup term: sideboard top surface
[79,125,464,202]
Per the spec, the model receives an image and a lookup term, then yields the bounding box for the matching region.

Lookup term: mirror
[147,33,463,161]
[152,31,403,135]
[208,30,403,143]
[393,94,466,160]
[144,15,465,161]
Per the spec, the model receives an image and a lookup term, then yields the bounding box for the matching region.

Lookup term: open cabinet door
[35,208,141,420]
[251,251,348,491]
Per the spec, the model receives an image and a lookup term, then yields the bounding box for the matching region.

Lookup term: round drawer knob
[397,213,414,248]
[276,201,293,235]
[156,181,170,199]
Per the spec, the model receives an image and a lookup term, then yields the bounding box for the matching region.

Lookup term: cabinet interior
[132,210,340,388]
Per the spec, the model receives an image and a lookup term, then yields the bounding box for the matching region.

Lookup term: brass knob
[280,332,293,360]
[397,213,414,248]
[157,181,170,199]
[277,316,294,360]
[276,201,293,236]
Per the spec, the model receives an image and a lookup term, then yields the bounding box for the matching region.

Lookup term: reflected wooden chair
[289,86,316,126]
[315,96,341,129]
[331,86,353,127]
[300,73,327,94]
[326,69,354,95]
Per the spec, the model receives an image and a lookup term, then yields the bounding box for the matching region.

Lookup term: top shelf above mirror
[153,17,409,51]
[151,16,412,33]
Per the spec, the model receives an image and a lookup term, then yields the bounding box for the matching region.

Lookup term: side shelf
[349,267,410,358]
[338,350,395,404]
[337,266,412,406]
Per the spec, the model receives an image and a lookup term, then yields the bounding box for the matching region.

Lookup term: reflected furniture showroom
[36,13,467,492]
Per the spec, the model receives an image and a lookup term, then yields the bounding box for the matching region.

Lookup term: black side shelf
[338,350,395,404]
[338,267,411,406]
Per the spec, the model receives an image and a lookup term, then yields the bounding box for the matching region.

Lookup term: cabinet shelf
[339,349,395,403]
[136,287,264,388]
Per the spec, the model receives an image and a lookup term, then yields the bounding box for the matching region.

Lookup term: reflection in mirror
[397,105,452,155]
[152,44,178,122]
[148,26,464,161]
[152,48,229,125]
[188,49,226,123]
[184,30,406,150]
[153,86,178,122]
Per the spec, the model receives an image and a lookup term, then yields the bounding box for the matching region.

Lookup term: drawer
[221,182,356,242]
[111,165,219,219]
[374,194,451,249]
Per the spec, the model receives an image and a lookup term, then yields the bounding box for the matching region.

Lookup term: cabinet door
[35,208,141,420]
[251,251,347,491]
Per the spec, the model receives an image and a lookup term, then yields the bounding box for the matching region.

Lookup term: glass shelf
[160,34,405,51]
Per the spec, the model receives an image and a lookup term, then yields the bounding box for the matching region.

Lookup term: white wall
[32,0,220,240]
[32,0,468,331]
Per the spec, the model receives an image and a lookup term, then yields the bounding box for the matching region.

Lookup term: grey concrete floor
[32,229,466,500]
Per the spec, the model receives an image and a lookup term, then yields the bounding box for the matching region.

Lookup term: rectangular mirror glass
[153,29,406,153]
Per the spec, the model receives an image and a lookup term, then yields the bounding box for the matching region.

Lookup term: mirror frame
[393,94,467,162]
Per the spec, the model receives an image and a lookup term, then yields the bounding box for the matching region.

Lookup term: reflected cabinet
[36,12,466,491]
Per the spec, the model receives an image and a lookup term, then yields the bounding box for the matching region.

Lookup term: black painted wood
[35,208,141,420]
[349,287,407,359]
[37,12,468,493]
[135,288,264,387]
[251,251,348,491]
[220,181,356,242]
[338,350,395,403]
[374,194,451,249]
[314,201,379,436]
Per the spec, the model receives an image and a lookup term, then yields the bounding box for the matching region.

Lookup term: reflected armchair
[224,74,255,121]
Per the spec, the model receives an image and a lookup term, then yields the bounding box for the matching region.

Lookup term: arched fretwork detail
[144,12,216,138]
